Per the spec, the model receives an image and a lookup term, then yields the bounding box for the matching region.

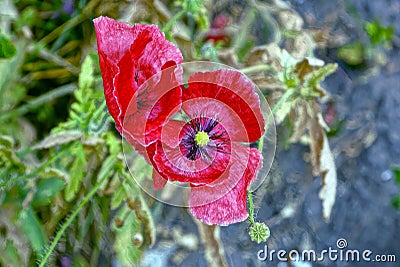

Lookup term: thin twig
[0,83,77,121]
[194,219,228,267]
[26,44,80,75]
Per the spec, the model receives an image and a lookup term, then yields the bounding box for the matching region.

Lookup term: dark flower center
[179,117,230,161]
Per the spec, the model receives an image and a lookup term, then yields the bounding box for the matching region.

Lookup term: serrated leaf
[79,54,95,90]
[98,155,117,182]
[38,167,69,181]
[79,203,95,241]
[0,135,14,147]
[65,143,87,202]
[32,178,66,206]
[2,240,22,267]
[113,211,142,265]
[127,194,156,247]
[308,105,337,222]
[304,63,337,96]
[111,184,126,210]
[0,146,24,168]
[275,97,296,124]
[33,130,82,149]
[18,208,47,255]
[0,34,16,59]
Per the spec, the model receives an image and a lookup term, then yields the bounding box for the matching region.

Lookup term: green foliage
[0,34,16,59]
[365,20,394,47]
[18,208,47,255]
[337,42,365,66]
[392,166,400,209]
[64,142,87,201]
[338,18,394,66]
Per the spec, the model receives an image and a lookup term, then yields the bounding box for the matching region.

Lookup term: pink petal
[189,147,262,226]
[152,169,167,190]
[183,69,265,143]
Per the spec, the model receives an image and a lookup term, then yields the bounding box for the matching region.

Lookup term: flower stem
[38,158,115,267]
[257,89,294,153]
[240,64,274,74]
[162,9,186,40]
[250,89,294,225]
[247,189,255,225]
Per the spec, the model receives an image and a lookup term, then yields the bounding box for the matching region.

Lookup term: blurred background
[0,0,399,266]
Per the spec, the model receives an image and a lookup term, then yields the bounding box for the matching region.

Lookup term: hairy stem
[247,189,255,225]
[38,158,115,267]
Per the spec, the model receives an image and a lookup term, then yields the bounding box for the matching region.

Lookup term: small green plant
[338,18,394,66]
[391,166,400,209]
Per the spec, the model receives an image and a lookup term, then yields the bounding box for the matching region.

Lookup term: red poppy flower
[205,14,231,44]
[94,17,266,226]
[144,69,265,225]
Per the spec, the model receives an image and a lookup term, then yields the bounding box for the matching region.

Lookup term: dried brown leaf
[289,101,308,143]
[308,102,337,221]
[318,132,337,222]
[277,10,304,31]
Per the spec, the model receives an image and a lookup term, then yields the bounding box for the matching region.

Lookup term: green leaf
[32,178,66,206]
[303,63,338,97]
[0,146,24,169]
[0,34,16,59]
[33,130,82,150]
[111,184,126,210]
[1,240,22,267]
[365,20,394,46]
[337,42,365,65]
[127,194,156,247]
[65,143,87,201]
[392,194,400,209]
[392,167,400,185]
[38,167,69,181]
[18,208,47,255]
[113,212,142,265]
[79,54,95,90]
[0,135,14,147]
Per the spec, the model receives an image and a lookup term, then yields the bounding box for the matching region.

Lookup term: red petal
[152,140,231,185]
[122,66,182,146]
[189,147,262,226]
[183,69,265,143]
[152,169,167,190]
[93,16,183,133]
